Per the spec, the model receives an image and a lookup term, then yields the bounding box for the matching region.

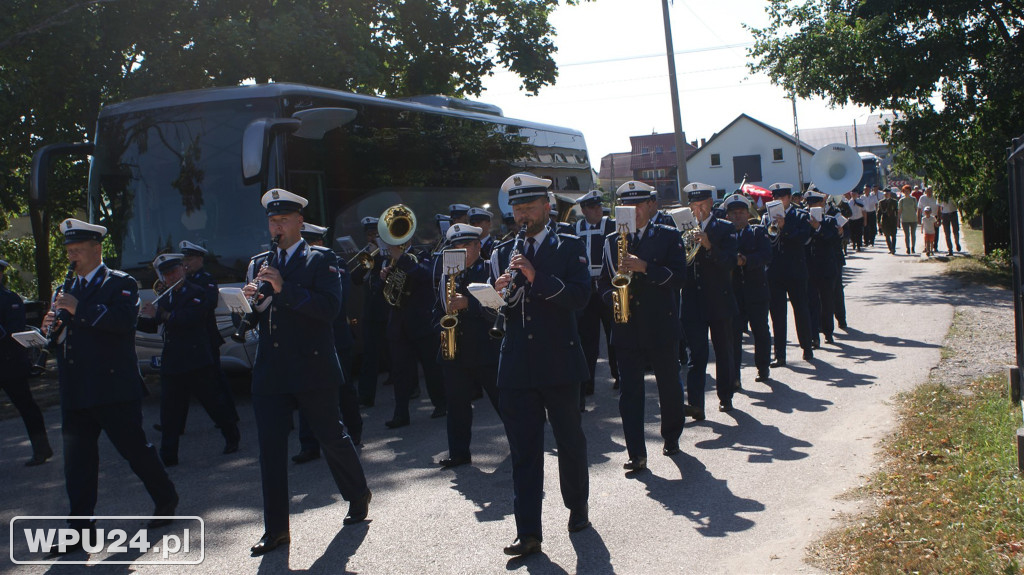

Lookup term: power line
[559,42,751,68]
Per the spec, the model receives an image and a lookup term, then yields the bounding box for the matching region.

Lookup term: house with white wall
[686,114,817,199]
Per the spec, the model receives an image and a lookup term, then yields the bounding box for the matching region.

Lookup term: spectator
[939,197,962,254]
[921,207,937,257]
[898,185,919,254]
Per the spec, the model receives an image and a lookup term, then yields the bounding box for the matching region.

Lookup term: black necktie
[278,249,287,267]
[526,237,536,261]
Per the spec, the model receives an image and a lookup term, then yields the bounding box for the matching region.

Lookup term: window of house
[641,147,650,154]
[655,146,663,154]
[733,154,762,182]
[710,153,721,167]
[772,148,784,162]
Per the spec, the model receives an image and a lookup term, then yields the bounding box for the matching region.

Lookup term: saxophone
[439,271,460,360]
[611,224,632,324]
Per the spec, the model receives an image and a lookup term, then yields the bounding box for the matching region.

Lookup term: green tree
[747,0,1024,222]
[0,0,589,301]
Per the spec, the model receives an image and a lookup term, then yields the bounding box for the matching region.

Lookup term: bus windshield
[89,98,277,286]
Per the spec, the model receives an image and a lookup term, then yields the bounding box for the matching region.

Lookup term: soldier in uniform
[491,173,592,556]
[450,203,471,225]
[723,195,773,385]
[469,207,496,261]
[573,190,618,403]
[352,216,389,407]
[242,190,370,556]
[293,223,364,463]
[802,192,841,347]
[432,224,501,468]
[42,219,178,555]
[763,183,815,365]
[0,259,53,466]
[680,183,739,417]
[138,253,240,466]
[599,180,687,472]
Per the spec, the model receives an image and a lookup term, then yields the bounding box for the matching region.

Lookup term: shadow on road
[253,521,369,574]
[693,410,812,463]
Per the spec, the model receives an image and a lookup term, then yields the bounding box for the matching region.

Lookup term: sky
[479,0,880,162]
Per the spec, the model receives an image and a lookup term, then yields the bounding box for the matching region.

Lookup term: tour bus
[31,83,593,372]
[858,151,884,189]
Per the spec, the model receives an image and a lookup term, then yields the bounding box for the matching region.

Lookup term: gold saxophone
[439,272,460,360]
[611,225,632,324]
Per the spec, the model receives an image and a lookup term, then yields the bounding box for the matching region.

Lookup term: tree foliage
[747,0,1024,221]
[0,0,587,300]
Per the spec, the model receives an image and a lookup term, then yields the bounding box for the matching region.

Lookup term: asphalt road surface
[0,240,953,574]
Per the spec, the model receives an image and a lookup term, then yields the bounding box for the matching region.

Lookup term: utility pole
[791,94,805,190]
[661,0,689,205]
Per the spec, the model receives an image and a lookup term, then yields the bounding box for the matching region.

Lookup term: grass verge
[813,375,1024,574]
[944,226,1012,288]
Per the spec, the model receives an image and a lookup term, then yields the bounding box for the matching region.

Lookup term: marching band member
[573,189,619,403]
[723,195,773,385]
[680,183,739,417]
[43,219,178,554]
[138,253,240,466]
[292,223,363,463]
[599,180,687,471]
[450,203,471,225]
[763,183,815,365]
[468,207,496,260]
[802,191,841,346]
[352,216,389,407]
[491,172,592,556]
[0,259,53,466]
[432,224,501,468]
[242,189,370,556]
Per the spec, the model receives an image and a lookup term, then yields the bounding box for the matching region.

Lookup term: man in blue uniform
[0,259,53,466]
[491,173,592,556]
[599,181,687,472]
[802,191,841,347]
[763,183,815,365]
[292,223,364,463]
[138,253,240,466]
[179,240,240,429]
[432,224,502,468]
[681,183,739,417]
[450,203,471,225]
[469,207,496,261]
[573,190,619,403]
[723,195,773,385]
[42,219,178,555]
[241,189,370,556]
[352,216,389,407]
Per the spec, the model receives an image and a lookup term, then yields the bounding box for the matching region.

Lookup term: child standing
[921,206,937,256]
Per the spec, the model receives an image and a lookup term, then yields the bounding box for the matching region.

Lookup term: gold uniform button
[273,342,279,348]
[527,334,534,340]
[526,316,532,321]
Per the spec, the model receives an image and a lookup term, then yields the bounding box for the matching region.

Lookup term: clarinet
[488,224,528,339]
[231,235,281,343]
[32,262,77,372]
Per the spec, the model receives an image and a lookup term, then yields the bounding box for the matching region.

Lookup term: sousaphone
[808,143,864,196]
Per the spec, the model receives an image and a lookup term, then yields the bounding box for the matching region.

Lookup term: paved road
[0,240,955,574]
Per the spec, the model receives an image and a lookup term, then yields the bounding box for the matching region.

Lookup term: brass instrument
[439,249,467,360]
[231,234,281,343]
[151,277,185,305]
[489,224,528,339]
[347,246,379,271]
[611,223,632,324]
[378,204,419,308]
[682,226,703,264]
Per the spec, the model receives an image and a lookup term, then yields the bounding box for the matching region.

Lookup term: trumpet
[231,234,281,343]
[611,223,632,324]
[489,224,528,339]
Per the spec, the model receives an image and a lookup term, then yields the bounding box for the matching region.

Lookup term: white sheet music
[218,287,253,314]
[12,330,47,349]
[467,283,505,309]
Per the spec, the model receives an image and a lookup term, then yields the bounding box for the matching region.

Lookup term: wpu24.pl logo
[9,516,204,565]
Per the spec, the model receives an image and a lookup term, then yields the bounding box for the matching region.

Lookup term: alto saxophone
[611,224,632,324]
[439,271,460,360]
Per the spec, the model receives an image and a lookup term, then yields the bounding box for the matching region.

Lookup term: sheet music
[12,330,47,349]
[614,206,637,235]
[467,283,505,309]
[765,200,785,221]
[669,207,697,231]
[218,287,253,314]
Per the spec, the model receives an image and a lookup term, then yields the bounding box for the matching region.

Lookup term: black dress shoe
[148,495,179,528]
[838,322,848,331]
[45,540,86,558]
[344,489,372,525]
[770,360,787,368]
[292,450,321,464]
[385,417,410,429]
[503,535,542,556]
[250,532,290,556]
[719,400,733,413]
[430,407,447,419]
[161,453,178,467]
[811,340,820,350]
[662,443,681,456]
[359,398,375,408]
[824,336,835,345]
[623,457,647,473]
[568,507,591,533]
[223,441,240,455]
[755,370,770,382]
[439,456,471,469]
[803,349,814,361]
[684,405,705,421]
[612,378,620,390]
[153,423,163,432]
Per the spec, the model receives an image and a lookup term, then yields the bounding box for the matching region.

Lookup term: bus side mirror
[30,142,94,205]
[241,118,301,185]
[241,108,357,185]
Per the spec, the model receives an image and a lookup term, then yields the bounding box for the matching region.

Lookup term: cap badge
[628,182,636,190]
[513,176,522,186]
[272,190,280,199]
[66,221,73,228]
